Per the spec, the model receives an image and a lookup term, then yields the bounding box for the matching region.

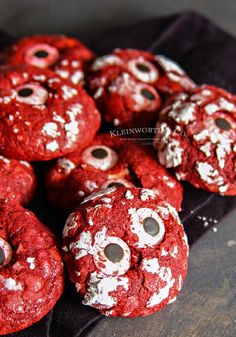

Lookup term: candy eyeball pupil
[34,50,49,58]
[108,182,124,188]
[18,88,33,97]
[215,117,231,131]
[136,63,150,73]
[0,247,5,265]
[91,148,108,159]
[104,243,124,263]
[141,88,156,100]
[143,217,160,236]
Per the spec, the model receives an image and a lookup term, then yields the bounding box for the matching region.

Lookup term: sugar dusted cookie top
[0,65,101,161]
[0,34,95,86]
[154,85,236,196]
[88,48,195,128]
[62,187,188,317]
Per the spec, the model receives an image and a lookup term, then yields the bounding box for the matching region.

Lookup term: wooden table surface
[87,209,236,337]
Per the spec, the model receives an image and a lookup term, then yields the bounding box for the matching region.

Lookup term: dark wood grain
[86,209,236,337]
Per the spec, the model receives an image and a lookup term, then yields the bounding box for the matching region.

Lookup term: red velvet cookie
[153,85,236,195]
[0,35,95,86]
[62,187,188,317]
[87,49,195,128]
[0,155,36,205]
[0,65,101,161]
[0,199,64,335]
[46,133,183,211]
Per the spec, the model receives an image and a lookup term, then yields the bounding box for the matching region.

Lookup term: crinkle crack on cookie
[46,133,183,211]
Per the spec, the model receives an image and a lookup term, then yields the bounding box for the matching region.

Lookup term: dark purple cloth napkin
[3,10,236,337]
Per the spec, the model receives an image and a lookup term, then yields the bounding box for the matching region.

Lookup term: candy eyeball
[134,84,160,111]
[128,58,159,83]
[101,179,135,189]
[81,145,118,171]
[15,83,48,105]
[25,43,59,68]
[129,208,165,248]
[0,237,13,268]
[214,117,231,131]
[93,232,131,276]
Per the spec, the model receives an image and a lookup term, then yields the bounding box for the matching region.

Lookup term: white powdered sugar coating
[194,114,233,170]
[156,55,184,75]
[204,97,236,115]
[4,278,23,291]
[27,257,35,270]
[55,69,69,79]
[0,156,10,165]
[57,158,76,174]
[65,103,82,148]
[19,160,31,168]
[83,272,129,309]
[53,113,66,124]
[140,189,155,201]
[125,190,134,200]
[69,231,93,260]
[85,180,98,192]
[158,139,184,168]
[46,140,59,152]
[129,207,165,248]
[71,70,84,85]
[168,102,196,124]
[93,227,131,275]
[170,246,178,258]
[101,197,112,204]
[216,141,231,169]
[94,87,104,99]
[217,97,236,112]
[199,142,212,157]
[195,162,224,186]
[142,258,175,308]
[61,85,78,100]
[161,248,168,256]
[205,103,219,115]
[42,122,60,138]
[219,185,228,194]
[92,55,123,71]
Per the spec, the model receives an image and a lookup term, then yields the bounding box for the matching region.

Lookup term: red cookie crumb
[87,49,196,128]
[62,187,188,317]
[0,65,101,161]
[0,155,36,205]
[0,199,64,335]
[0,35,95,86]
[46,133,183,211]
[153,85,236,195]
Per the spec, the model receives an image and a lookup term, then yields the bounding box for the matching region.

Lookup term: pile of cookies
[0,35,235,334]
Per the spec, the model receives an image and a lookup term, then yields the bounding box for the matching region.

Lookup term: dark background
[0,2,236,337]
[0,0,236,40]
